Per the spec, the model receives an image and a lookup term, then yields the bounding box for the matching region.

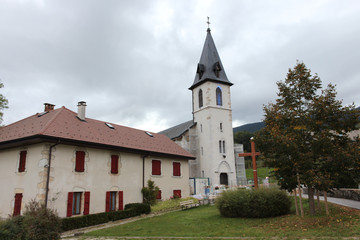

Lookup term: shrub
[61,202,151,231]
[124,203,151,215]
[141,180,159,205]
[0,216,24,240]
[0,200,61,240]
[216,187,291,218]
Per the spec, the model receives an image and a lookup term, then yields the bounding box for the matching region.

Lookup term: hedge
[61,202,150,231]
[216,187,291,218]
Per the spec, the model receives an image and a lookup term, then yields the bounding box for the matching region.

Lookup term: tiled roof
[158,120,194,139]
[0,107,195,159]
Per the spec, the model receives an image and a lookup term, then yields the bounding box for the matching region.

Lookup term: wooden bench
[180,200,199,210]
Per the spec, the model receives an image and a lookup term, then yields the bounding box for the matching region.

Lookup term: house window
[111,155,119,174]
[75,151,85,172]
[173,190,181,199]
[67,191,90,217]
[173,162,181,177]
[219,140,222,153]
[220,123,223,132]
[216,87,222,106]
[201,147,203,156]
[199,89,203,108]
[156,190,162,200]
[72,192,82,215]
[223,141,226,154]
[18,151,27,172]
[106,191,123,212]
[152,160,161,176]
[13,193,23,216]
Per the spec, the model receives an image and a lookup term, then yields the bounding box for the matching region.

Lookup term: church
[160,27,246,192]
[0,26,245,219]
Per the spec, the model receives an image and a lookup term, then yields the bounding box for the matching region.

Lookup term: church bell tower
[189,27,236,186]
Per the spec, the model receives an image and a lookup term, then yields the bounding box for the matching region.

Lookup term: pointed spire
[189,24,233,90]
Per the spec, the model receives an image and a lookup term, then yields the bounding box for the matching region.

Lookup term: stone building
[0,102,194,218]
[160,28,241,189]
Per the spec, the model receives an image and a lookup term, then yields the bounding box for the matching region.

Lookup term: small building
[0,102,194,218]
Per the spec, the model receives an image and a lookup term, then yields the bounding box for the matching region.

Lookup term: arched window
[216,87,222,106]
[199,89,203,108]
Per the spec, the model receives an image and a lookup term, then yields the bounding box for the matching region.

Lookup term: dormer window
[213,62,221,78]
[197,64,205,79]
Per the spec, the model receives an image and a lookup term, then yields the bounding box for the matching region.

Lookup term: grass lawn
[246,167,275,183]
[84,199,360,239]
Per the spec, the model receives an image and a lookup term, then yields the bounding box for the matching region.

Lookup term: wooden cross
[238,138,261,188]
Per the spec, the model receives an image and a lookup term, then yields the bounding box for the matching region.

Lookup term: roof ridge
[39,106,67,135]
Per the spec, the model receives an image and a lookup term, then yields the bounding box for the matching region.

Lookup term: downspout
[45,141,60,208]
[142,152,150,203]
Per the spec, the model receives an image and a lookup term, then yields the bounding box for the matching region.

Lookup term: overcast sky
[1,0,359,132]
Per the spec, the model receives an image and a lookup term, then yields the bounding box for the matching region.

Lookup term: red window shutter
[118,191,123,211]
[111,155,119,174]
[75,151,85,172]
[13,193,23,216]
[83,192,90,215]
[173,162,181,176]
[156,190,162,200]
[105,191,110,212]
[152,160,161,175]
[66,192,73,217]
[173,190,181,198]
[18,151,27,172]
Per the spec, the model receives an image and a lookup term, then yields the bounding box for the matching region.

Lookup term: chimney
[77,101,87,121]
[44,103,55,112]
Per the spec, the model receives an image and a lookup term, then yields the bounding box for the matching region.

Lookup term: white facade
[191,82,237,186]
[0,143,189,219]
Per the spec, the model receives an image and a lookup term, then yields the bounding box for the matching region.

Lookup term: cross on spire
[207,16,211,30]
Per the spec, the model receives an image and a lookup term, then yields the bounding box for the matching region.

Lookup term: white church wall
[192,82,237,187]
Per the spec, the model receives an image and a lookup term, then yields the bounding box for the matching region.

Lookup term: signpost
[238,138,260,188]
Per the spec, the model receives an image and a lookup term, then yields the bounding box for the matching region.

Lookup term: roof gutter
[44,140,60,208]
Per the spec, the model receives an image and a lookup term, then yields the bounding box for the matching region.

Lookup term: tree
[255,61,360,216]
[0,80,9,124]
[141,180,159,205]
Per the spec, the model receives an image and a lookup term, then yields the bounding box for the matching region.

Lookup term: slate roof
[158,120,195,140]
[189,28,233,90]
[0,107,195,159]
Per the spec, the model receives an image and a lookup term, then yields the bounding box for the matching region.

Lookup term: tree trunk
[323,191,329,215]
[294,190,299,216]
[316,189,321,213]
[296,172,304,217]
[308,187,316,215]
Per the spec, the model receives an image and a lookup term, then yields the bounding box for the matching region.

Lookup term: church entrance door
[220,173,228,185]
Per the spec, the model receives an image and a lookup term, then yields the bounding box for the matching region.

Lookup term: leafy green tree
[141,180,159,205]
[256,61,360,215]
[234,131,254,152]
[0,81,9,124]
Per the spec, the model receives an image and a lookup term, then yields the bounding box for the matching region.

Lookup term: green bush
[124,203,151,214]
[61,202,151,231]
[0,216,24,240]
[141,180,159,205]
[216,187,291,218]
[0,200,61,240]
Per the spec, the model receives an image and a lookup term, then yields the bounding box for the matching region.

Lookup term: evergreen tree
[256,61,360,215]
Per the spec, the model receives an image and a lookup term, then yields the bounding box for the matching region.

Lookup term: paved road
[302,194,360,210]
